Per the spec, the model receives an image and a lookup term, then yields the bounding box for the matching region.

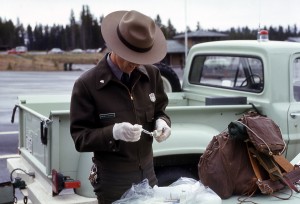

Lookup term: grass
[0,53,103,71]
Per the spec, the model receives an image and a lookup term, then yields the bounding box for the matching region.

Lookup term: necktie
[121,73,130,88]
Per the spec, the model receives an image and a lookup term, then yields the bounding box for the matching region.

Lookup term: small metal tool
[142,129,163,137]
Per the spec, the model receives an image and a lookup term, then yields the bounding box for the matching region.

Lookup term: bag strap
[243,144,292,201]
[248,104,266,117]
[264,154,300,193]
[246,145,297,200]
[246,143,263,181]
[273,155,294,172]
[249,147,283,180]
[248,146,300,195]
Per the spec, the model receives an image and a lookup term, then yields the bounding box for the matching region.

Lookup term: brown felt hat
[101,10,167,64]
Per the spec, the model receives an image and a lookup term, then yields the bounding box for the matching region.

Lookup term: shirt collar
[106,53,123,80]
[106,53,148,80]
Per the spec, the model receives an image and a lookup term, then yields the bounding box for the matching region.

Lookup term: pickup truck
[7,36,300,203]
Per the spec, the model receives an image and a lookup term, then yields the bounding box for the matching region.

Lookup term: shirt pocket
[98,112,117,126]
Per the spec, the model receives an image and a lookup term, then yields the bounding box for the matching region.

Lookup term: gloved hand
[113,122,142,142]
[154,119,171,143]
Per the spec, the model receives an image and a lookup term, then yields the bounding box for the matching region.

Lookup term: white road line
[0,131,18,135]
[0,154,20,159]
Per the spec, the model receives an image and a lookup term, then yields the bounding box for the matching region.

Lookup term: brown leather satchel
[198,111,300,200]
[198,131,258,199]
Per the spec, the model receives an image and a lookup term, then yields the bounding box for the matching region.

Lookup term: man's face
[113,53,139,73]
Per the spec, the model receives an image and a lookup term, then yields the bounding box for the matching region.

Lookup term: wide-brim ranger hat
[101,10,167,65]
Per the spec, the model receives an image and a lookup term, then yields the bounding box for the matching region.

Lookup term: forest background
[1,5,300,52]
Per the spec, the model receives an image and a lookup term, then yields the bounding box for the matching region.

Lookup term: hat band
[117,26,153,53]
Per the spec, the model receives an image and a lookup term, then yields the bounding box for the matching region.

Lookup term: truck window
[189,55,264,92]
[293,57,300,101]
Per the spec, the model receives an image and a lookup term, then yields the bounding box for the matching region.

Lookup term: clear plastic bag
[112,179,154,204]
[112,177,221,204]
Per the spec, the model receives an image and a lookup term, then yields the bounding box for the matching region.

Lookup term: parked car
[85,49,97,53]
[7,46,27,54]
[71,48,84,54]
[48,48,64,54]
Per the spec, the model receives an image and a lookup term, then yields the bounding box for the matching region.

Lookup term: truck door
[287,54,300,160]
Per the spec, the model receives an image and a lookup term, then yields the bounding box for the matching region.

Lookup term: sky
[0,0,299,32]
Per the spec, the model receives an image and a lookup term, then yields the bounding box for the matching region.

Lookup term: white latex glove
[113,122,142,142]
[154,119,171,143]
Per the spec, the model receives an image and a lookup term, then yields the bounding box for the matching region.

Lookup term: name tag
[99,113,115,120]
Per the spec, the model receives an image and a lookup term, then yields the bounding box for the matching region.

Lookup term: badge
[149,93,156,102]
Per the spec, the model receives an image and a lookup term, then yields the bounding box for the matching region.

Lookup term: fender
[153,123,220,157]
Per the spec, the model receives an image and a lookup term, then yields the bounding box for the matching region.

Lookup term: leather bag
[198,111,300,200]
[198,131,258,199]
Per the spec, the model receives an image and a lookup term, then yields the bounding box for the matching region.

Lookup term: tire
[155,165,199,186]
[154,63,182,92]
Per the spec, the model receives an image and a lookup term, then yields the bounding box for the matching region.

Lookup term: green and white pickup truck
[7,37,300,203]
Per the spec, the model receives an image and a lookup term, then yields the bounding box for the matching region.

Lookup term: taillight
[52,169,81,196]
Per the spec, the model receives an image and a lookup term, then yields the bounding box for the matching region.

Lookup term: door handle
[290,112,300,119]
